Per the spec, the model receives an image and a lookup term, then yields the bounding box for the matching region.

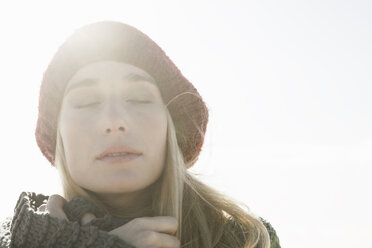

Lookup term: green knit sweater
[0,192,281,247]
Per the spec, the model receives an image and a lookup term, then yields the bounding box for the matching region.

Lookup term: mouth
[96,145,142,162]
[97,152,141,164]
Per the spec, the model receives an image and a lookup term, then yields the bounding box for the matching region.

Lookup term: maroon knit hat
[35,21,209,169]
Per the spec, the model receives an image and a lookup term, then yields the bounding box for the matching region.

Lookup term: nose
[103,101,128,135]
[104,122,126,134]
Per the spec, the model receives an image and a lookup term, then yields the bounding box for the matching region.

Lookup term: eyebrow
[64,73,157,97]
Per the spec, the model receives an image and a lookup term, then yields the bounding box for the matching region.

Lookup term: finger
[81,212,96,225]
[47,194,67,208]
[37,204,47,212]
[48,207,69,220]
[47,194,68,220]
[145,231,180,248]
[139,216,178,235]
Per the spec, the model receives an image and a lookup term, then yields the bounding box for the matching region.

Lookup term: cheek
[59,111,95,169]
[60,124,94,185]
[140,107,168,144]
[59,105,167,160]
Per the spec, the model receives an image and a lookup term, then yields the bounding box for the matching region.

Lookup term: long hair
[54,98,270,248]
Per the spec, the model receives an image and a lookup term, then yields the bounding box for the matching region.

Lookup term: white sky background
[0,0,371,247]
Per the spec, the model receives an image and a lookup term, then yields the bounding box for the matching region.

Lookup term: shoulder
[222,215,281,248]
[0,191,49,247]
[0,216,12,248]
[259,216,281,248]
[16,191,50,208]
[0,191,46,244]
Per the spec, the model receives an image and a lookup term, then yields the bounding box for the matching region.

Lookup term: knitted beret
[35,21,209,169]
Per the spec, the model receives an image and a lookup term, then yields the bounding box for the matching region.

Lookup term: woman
[0,21,280,248]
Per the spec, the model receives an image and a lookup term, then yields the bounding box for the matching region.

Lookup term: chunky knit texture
[35,21,209,168]
[0,192,281,248]
[0,192,134,248]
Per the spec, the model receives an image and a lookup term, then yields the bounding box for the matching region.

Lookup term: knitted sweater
[0,192,281,248]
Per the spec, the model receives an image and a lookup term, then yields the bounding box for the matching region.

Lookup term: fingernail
[81,213,96,225]
[38,204,47,212]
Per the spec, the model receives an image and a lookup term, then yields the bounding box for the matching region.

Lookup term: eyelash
[75,100,151,109]
[75,102,100,109]
[127,100,152,104]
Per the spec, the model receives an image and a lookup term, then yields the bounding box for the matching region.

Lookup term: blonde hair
[55,103,270,248]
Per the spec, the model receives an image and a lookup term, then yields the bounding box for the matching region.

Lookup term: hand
[37,194,96,225]
[38,196,180,247]
[37,194,68,221]
[108,216,180,248]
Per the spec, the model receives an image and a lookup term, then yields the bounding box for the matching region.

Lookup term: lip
[98,153,141,164]
[96,145,142,160]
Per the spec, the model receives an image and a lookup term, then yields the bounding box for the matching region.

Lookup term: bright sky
[0,1,371,247]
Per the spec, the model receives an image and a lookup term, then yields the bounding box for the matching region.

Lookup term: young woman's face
[59,61,168,194]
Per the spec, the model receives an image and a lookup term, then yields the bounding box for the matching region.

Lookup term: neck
[92,185,155,218]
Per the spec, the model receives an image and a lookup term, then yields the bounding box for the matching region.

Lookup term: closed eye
[126,99,152,104]
[75,102,101,109]
[74,100,151,109]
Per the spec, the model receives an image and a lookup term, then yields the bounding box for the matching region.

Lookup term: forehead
[66,60,157,91]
